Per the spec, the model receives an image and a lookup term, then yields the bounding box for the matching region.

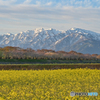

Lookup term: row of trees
[0,46,100,60]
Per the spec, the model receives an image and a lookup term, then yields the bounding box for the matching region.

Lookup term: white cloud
[75,1,83,6]
[36,1,41,6]
[0,4,100,22]
[83,0,91,7]
[23,0,32,4]
[56,3,62,8]
[0,0,17,6]
[46,2,52,6]
[0,1,100,34]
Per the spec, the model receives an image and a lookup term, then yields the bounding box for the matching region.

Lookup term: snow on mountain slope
[66,28,100,40]
[0,28,100,54]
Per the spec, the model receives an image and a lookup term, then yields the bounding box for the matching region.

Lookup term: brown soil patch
[0,64,100,70]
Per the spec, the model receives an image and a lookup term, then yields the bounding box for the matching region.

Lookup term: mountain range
[0,27,100,54]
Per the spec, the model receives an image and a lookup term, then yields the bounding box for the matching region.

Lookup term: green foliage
[0,51,3,58]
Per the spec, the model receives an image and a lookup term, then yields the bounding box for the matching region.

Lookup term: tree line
[0,46,100,60]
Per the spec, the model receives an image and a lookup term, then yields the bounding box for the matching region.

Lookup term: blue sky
[0,0,100,34]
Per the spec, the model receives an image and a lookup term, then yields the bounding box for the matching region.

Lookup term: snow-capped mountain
[0,28,100,54]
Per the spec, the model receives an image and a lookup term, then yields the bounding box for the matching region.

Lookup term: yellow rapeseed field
[0,68,100,100]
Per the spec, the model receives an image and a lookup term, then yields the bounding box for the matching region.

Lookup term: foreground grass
[0,69,100,100]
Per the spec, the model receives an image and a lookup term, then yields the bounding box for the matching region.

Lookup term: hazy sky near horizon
[0,0,100,34]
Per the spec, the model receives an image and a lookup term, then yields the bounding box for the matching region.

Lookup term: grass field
[0,68,100,100]
[0,59,100,63]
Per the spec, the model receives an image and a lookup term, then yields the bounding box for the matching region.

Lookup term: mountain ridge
[0,28,100,54]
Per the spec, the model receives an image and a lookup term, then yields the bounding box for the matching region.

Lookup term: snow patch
[5,41,9,44]
[70,27,76,30]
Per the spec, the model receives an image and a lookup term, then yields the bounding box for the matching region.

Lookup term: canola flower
[0,68,100,100]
